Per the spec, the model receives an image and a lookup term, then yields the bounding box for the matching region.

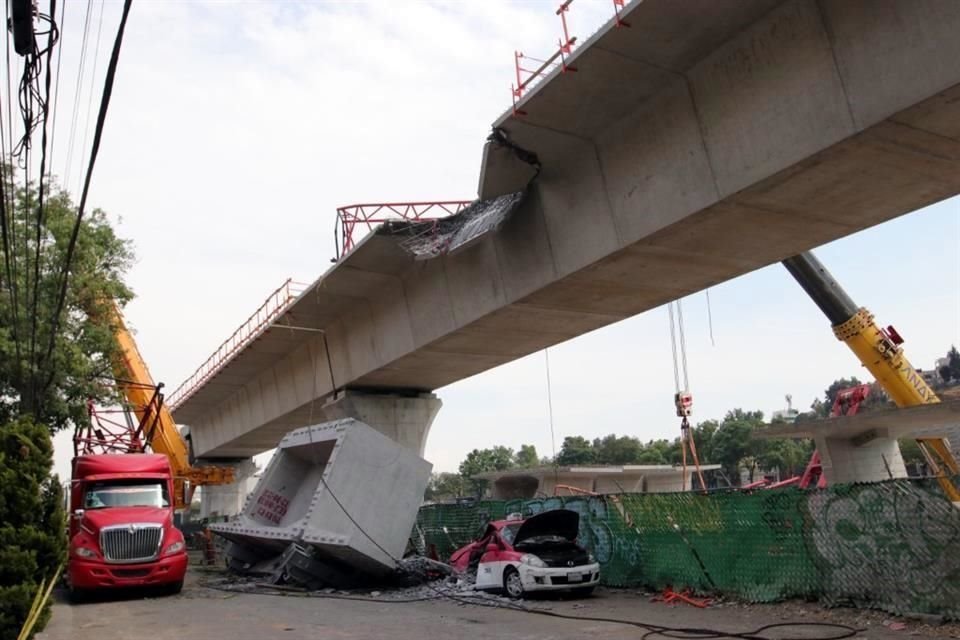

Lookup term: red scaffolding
[336,201,472,259]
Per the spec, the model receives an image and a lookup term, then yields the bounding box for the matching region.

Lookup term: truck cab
[68,454,187,599]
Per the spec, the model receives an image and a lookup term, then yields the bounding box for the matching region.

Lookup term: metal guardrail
[510,0,630,115]
[335,201,472,260]
[168,278,308,410]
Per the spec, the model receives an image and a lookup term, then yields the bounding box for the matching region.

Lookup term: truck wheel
[503,567,524,599]
[165,580,184,596]
[68,585,88,604]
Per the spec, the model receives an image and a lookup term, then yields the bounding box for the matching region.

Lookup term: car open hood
[513,509,579,545]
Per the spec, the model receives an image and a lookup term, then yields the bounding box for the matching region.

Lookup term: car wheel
[503,567,524,599]
[571,586,595,597]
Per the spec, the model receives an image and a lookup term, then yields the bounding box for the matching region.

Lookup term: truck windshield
[84,480,169,509]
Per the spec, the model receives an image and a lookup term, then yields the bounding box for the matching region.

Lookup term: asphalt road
[38,569,953,640]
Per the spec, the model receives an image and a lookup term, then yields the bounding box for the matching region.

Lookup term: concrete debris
[211,419,432,583]
[382,191,525,259]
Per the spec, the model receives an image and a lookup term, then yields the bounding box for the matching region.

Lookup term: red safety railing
[168,278,309,410]
[510,0,630,115]
[335,201,472,260]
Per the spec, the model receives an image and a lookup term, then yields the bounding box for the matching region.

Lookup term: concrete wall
[816,435,908,485]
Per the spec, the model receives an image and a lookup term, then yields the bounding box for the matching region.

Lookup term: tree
[592,434,642,465]
[637,439,681,465]
[556,436,595,466]
[0,174,130,637]
[0,177,134,432]
[458,446,515,493]
[424,472,465,501]
[939,346,960,383]
[692,420,719,463]
[0,417,66,639]
[515,444,539,468]
[711,409,765,483]
[758,438,813,478]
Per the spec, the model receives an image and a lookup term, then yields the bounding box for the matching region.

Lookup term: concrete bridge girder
[180,0,960,471]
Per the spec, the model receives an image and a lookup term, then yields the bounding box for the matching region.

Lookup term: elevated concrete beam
[178,0,960,461]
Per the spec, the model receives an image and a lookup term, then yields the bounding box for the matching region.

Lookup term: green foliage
[0,174,134,432]
[514,444,538,468]
[556,436,596,466]
[424,472,465,502]
[592,434,642,465]
[758,438,814,478]
[459,446,515,493]
[0,417,66,639]
[939,345,960,383]
[711,409,765,482]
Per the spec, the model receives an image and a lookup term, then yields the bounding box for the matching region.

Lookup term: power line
[40,0,133,398]
[46,0,68,181]
[76,0,105,197]
[62,0,93,189]
[29,0,61,403]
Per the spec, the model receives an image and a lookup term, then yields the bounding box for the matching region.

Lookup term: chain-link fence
[412,478,960,619]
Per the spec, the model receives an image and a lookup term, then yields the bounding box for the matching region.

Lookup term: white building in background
[772,394,800,424]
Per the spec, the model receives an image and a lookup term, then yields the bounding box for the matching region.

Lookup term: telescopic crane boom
[782,251,960,504]
[107,303,235,508]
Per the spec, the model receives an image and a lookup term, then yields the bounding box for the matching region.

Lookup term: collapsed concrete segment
[211,418,432,577]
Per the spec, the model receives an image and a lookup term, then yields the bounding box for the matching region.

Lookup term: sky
[43,0,959,481]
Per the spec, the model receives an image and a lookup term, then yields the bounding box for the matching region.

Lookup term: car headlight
[520,554,546,568]
[588,553,597,563]
[74,546,97,558]
[164,541,185,555]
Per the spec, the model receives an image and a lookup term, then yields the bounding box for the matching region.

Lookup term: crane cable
[668,299,705,492]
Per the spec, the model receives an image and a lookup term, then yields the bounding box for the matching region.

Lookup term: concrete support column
[315,391,442,456]
[815,435,907,485]
[199,458,258,519]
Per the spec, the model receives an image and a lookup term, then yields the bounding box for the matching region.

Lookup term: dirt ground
[38,566,960,640]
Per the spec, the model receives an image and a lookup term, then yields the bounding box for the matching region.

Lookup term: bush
[0,418,66,640]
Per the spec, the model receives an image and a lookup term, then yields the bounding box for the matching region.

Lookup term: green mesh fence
[412,478,960,619]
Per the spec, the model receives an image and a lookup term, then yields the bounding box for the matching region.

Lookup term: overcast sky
[47,1,959,481]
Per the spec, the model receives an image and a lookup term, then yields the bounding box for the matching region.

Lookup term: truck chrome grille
[100,524,163,563]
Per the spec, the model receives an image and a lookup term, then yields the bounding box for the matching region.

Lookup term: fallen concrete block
[211,418,431,576]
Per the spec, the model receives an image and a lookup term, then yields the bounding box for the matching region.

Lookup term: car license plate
[567,572,584,582]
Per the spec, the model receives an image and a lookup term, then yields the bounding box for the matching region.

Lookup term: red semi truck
[67,454,188,599]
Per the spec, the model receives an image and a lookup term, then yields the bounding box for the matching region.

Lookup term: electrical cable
[28,0,60,404]
[705,289,716,347]
[39,0,132,398]
[62,0,93,189]
[0,0,22,380]
[75,0,104,197]
[544,348,559,486]
[311,468,859,640]
[202,572,860,640]
[46,0,67,180]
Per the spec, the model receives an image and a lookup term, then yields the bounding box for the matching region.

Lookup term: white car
[449,509,600,598]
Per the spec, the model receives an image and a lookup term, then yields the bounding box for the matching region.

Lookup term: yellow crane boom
[107,303,235,508]
[783,252,959,504]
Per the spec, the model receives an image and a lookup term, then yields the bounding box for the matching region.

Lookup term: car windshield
[84,479,169,509]
[500,523,522,545]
